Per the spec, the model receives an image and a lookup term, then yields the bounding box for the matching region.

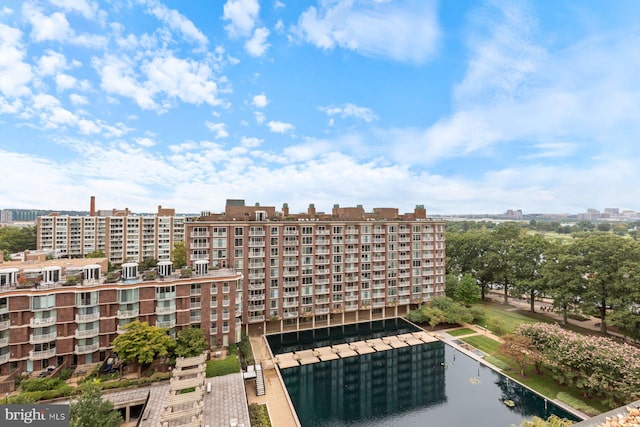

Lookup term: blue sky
[1,0,640,215]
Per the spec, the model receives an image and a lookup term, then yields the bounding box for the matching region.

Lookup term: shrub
[249,403,272,427]
[21,377,63,392]
[556,393,599,417]
[58,368,73,381]
[487,316,506,336]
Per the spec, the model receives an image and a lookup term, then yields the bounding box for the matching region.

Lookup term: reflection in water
[267,318,420,355]
[280,341,582,427]
[281,342,446,426]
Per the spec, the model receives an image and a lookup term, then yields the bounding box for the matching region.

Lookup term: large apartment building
[0,258,242,392]
[184,200,446,334]
[36,205,186,263]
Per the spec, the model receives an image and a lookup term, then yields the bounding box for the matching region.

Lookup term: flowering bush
[515,323,640,408]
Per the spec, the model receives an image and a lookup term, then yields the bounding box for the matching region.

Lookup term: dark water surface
[272,321,581,427]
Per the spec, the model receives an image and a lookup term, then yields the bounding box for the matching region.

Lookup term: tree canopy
[112,321,175,375]
[69,382,122,427]
[0,225,36,256]
[175,327,208,358]
[172,241,187,268]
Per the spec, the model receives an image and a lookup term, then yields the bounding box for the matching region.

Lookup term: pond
[270,320,582,427]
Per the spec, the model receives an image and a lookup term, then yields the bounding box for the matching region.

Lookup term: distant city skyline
[1,1,640,214]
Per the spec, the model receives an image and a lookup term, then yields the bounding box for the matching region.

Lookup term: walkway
[486,291,628,340]
[247,335,301,427]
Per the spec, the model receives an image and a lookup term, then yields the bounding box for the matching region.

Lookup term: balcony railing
[117,309,139,318]
[248,294,265,301]
[0,337,9,347]
[29,348,56,360]
[248,315,265,323]
[75,343,99,354]
[283,311,298,319]
[156,304,176,314]
[75,328,99,339]
[0,320,9,330]
[76,312,100,323]
[315,307,330,315]
[30,317,57,328]
[248,304,265,311]
[29,332,57,345]
[249,283,265,290]
[0,353,9,364]
[156,319,176,329]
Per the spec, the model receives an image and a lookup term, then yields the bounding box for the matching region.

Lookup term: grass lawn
[447,328,477,337]
[477,302,545,335]
[206,345,240,378]
[460,327,611,415]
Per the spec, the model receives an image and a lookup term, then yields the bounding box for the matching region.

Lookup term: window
[235,227,244,236]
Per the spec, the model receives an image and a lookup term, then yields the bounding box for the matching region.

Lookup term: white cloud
[143,0,208,47]
[135,137,155,147]
[223,0,260,38]
[37,50,68,76]
[0,24,33,97]
[69,93,88,105]
[274,1,285,8]
[293,0,440,63]
[23,3,106,47]
[254,111,265,124]
[245,27,270,56]
[267,120,294,134]
[143,55,221,106]
[92,54,156,110]
[47,0,99,20]
[93,53,221,111]
[206,121,229,139]
[252,93,268,108]
[23,4,72,42]
[320,103,378,122]
[240,136,262,147]
[55,73,76,91]
[274,19,284,34]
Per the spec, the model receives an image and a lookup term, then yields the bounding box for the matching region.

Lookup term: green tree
[69,382,122,427]
[175,327,208,358]
[572,234,640,335]
[485,224,521,304]
[140,257,158,271]
[85,250,106,258]
[0,226,36,253]
[540,244,588,324]
[172,241,187,268]
[453,273,480,306]
[112,321,175,376]
[511,235,552,312]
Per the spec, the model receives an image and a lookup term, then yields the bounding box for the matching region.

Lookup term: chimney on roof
[308,203,316,216]
[282,203,289,217]
[90,196,96,216]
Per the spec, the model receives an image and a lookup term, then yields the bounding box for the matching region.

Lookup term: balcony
[248,304,265,311]
[248,273,265,280]
[248,294,265,301]
[283,291,298,298]
[283,311,298,319]
[0,353,8,364]
[283,300,298,308]
[156,319,176,329]
[76,312,100,323]
[75,343,99,354]
[283,270,299,277]
[248,315,265,323]
[156,292,176,301]
[117,309,139,318]
[316,249,330,255]
[315,307,330,315]
[0,305,7,315]
[0,337,9,347]
[249,283,265,291]
[373,300,386,308]
[156,304,176,315]
[30,317,57,328]
[249,262,266,268]
[0,320,9,330]
[29,348,56,360]
[314,287,330,295]
[190,232,210,238]
[190,243,209,249]
[75,328,99,339]
[283,250,299,257]
[248,251,266,258]
[190,315,201,323]
[29,332,58,344]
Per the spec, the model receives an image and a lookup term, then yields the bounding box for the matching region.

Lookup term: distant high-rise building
[36,206,187,263]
